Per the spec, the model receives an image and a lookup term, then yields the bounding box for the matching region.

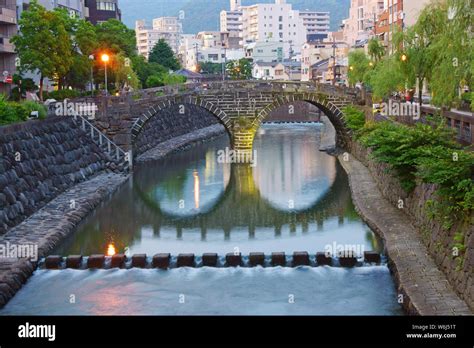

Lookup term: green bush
[43,89,81,101]
[145,75,164,88]
[0,95,47,125]
[21,101,47,119]
[0,95,25,125]
[342,105,366,133]
[358,119,473,226]
[360,121,457,191]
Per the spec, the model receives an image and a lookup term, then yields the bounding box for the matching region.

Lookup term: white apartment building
[299,10,330,35]
[179,34,201,69]
[244,41,284,63]
[136,17,182,60]
[180,33,244,70]
[240,0,306,59]
[197,31,230,49]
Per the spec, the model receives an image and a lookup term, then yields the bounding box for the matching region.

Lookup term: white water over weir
[40,251,383,270]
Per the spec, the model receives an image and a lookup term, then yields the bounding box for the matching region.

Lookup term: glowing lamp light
[101,53,110,63]
[401,54,407,62]
[107,243,116,256]
[349,66,354,71]
[369,62,374,67]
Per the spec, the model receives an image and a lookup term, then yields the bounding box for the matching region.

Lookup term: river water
[1,123,403,315]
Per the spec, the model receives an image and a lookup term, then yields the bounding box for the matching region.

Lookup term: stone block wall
[134,104,221,157]
[349,140,473,310]
[0,117,110,234]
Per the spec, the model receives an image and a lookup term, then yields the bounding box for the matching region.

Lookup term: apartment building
[342,0,384,47]
[220,0,242,47]
[84,0,120,24]
[240,0,306,59]
[376,0,432,48]
[299,10,330,36]
[0,0,16,94]
[136,17,182,60]
[244,41,284,63]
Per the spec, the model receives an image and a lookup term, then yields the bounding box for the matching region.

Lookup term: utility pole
[373,13,377,36]
[222,45,227,82]
[332,36,336,86]
[194,43,199,71]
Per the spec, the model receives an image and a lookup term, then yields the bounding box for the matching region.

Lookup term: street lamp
[401,54,407,62]
[101,53,110,96]
[369,61,374,67]
[349,66,354,71]
[88,55,94,92]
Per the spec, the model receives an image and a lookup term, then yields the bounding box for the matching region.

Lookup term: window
[278,16,283,22]
[279,24,283,30]
[208,54,219,61]
[97,1,116,11]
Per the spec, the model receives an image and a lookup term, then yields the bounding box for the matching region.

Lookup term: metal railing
[70,111,132,171]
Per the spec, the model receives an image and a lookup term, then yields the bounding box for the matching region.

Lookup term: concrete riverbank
[137,124,226,163]
[337,152,472,315]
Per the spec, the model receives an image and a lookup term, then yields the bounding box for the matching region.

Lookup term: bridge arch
[251,93,350,149]
[131,95,232,157]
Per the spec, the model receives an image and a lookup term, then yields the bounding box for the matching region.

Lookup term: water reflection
[56,124,381,256]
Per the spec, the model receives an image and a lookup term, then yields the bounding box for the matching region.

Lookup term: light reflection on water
[56,124,382,256]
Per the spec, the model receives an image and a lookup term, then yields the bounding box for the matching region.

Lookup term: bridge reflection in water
[57,124,381,256]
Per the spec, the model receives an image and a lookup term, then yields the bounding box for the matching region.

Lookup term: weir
[41,251,384,270]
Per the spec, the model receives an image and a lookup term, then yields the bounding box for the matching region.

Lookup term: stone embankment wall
[349,141,473,310]
[133,104,221,157]
[0,117,111,234]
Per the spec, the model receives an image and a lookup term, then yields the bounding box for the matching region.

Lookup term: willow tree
[429,0,473,108]
[348,50,371,87]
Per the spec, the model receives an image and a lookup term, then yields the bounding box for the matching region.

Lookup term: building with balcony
[0,0,17,94]
[299,10,330,36]
[220,0,242,48]
[240,0,306,59]
[341,0,384,47]
[136,17,182,60]
[244,41,284,63]
[376,0,432,49]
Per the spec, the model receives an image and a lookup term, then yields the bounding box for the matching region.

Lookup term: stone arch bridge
[84,81,360,161]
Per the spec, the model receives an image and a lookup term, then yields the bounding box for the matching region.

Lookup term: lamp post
[101,53,110,96]
[88,55,94,92]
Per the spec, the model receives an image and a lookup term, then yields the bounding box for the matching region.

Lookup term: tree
[132,55,168,88]
[199,62,222,74]
[12,0,73,100]
[368,38,385,63]
[95,19,136,57]
[348,50,370,86]
[148,39,180,71]
[427,0,472,108]
[226,58,252,80]
[369,55,405,101]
